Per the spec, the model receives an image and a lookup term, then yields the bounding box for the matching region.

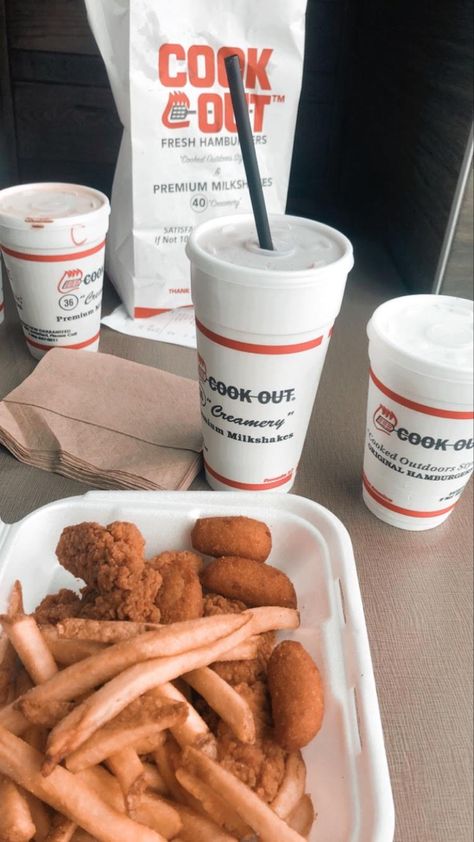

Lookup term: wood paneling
[6,0,97,55]
[342,0,474,292]
[14,82,121,163]
[0,0,17,186]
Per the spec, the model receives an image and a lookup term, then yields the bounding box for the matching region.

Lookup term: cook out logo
[158,44,280,133]
[373,404,398,434]
[373,403,473,452]
[57,269,83,293]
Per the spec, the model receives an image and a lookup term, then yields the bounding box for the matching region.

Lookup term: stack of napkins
[0,349,202,490]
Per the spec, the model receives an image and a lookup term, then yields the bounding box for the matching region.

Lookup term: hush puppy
[200,556,296,609]
[191,516,271,563]
[267,641,324,751]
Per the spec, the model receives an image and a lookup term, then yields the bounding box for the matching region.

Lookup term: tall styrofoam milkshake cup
[186,213,354,492]
[363,294,473,530]
[0,183,110,359]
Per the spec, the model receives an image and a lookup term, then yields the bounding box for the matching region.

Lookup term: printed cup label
[363,370,474,517]
[1,245,105,351]
[196,320,332,489]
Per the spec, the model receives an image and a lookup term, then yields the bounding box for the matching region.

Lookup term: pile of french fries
[0,580,314,841]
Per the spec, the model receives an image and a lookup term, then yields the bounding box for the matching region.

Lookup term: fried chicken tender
[55,522,162,623]
[201,557,297,609]
[216,681,287,803]
[34,589,83,625]
[203,594,247,616]
[150,551,203,623]
[267,641,324,751]
[191,516,272,563]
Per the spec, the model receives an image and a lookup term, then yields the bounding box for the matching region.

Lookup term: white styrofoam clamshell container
[0,490,394,842]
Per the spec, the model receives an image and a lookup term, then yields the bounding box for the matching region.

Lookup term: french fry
[183,667,255,743]
[57,619,161,643]
[154,682,216,755]
[40,627,106,666]
[21,699,74,729]
[20,614,248,717]
[105,747,145,800]
[164,799,237,842]
[0,727,166,842]
[45,816,77,842]
[270,752,306,818]
[153,741,188,805]
[0,614,58,685]
[0,633,18,706]
[182,747,306,842]
[0,701,30,736]
[22,791,51,841]
[132,732,166,754]
[212,635,260,663]
[0,774,36,842]
[287,794,315,838]
[75,766,124,813]
[0,582,24,706]
[65,702,187,773]
[71,833,99,842]
[141,762,167,795]
[129,794,182,839]
[44,616,253,770]
[244,606,300,635]
[175,766,253,838]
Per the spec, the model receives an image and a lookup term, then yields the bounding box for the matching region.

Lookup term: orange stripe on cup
[205,460,294,490]
[134,307,171,318]
[0,240,106,263]
[362,472,458,518]
[25,330,100,352]
[196,318,325,355]
[370,368,474,420]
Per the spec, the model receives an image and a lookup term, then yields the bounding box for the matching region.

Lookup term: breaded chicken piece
[191,516,271,563]
[55,521,162,623]
[150,551,203,623]
[203,593,247,616]
[267,641,324,751]
[212,631,275,686]
[216,681,287,802]
[34,588,83,625]
[201,557,297,609]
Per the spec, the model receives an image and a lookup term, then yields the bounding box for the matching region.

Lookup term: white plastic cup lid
[186,214,354,286]
[368,294,474,383]
[0,182,110,230]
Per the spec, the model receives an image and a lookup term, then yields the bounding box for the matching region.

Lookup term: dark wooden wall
[1,0,472,296]
[1,0,121,195]
[342,0,473,293]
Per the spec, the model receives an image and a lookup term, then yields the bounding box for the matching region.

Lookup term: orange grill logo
[162,92,196,129]
[58,269,83,293]
[373,404,398,434]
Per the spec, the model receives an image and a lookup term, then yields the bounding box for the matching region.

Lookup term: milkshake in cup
[363,295,473,530]
[0,183,110,359]
[186,213,354,492]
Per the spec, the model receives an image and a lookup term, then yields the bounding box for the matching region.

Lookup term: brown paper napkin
[0,349,203,490]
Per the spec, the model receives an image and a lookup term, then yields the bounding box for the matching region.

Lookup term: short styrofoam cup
[0,183,110,359]
[363,294,474,530]
[186,213,354,492]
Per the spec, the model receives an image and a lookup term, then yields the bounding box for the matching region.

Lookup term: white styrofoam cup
[363,294,474,530]
[187,213,354,492]
[0,183,110,359]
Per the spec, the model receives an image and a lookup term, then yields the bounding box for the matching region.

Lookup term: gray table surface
[0,241,472,842]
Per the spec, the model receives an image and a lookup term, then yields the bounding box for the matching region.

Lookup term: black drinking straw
[224,54,274,250]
